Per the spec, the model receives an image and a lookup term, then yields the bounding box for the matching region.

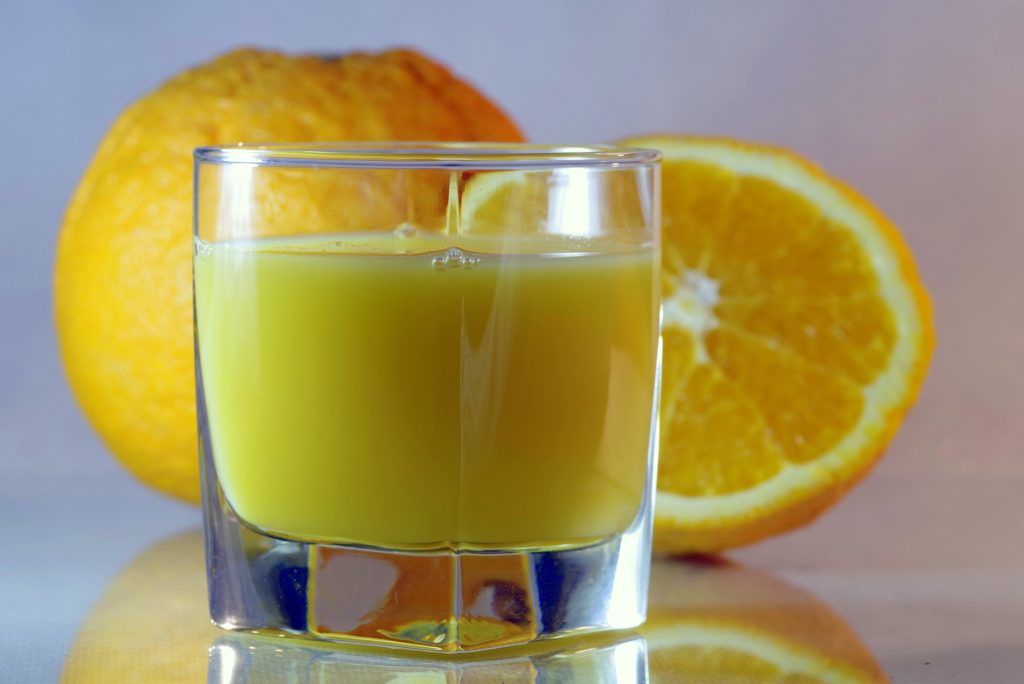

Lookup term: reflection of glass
[61,530,887,683]
[210,632,645,683]
[193,144,662,651]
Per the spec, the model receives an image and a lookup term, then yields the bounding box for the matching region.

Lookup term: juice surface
[194,232,658,548]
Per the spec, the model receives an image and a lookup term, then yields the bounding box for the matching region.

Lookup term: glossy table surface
[5,465,1022,682]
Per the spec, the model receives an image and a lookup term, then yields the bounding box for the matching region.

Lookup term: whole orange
[54,48,523,502]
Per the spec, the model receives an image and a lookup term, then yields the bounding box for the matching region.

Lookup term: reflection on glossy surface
[60,530,219,683]
[646,557,888,683]
[210,632,645,683]
[61,530,886,682]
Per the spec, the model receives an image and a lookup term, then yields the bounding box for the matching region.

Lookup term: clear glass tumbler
[193,143,661,652]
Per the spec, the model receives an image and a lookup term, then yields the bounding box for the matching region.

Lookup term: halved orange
[461,135,933,554]
[621,135,933,553]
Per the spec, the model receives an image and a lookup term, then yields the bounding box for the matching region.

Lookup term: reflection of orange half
[460,166,650,237]
[643,557,887,683]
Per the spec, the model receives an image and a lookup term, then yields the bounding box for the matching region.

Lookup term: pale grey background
[2,1,1022,681]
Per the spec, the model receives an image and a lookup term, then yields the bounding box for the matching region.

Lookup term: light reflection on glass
[550,168,596,236]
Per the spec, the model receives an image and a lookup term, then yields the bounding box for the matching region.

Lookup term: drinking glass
[193,143,661,652]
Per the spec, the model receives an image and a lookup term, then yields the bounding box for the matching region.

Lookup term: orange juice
[194,232,658,548]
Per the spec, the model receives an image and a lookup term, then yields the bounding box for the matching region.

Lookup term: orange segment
[459,165,651,239]
[659,363,786,497]
[706,327,865,464]
[716,295,898,386]
[457,171,552,235]
[621,135,933,553]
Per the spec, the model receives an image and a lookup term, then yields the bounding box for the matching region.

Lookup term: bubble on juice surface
[194,238,214,257]
[393,223,418,239]
[432,247,481,270]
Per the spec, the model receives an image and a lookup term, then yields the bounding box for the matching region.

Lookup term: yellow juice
[194,232,658,549]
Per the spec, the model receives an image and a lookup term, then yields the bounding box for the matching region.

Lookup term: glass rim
[194,142,661,169]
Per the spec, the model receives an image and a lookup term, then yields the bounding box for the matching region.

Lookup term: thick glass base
[201,445,652,653]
